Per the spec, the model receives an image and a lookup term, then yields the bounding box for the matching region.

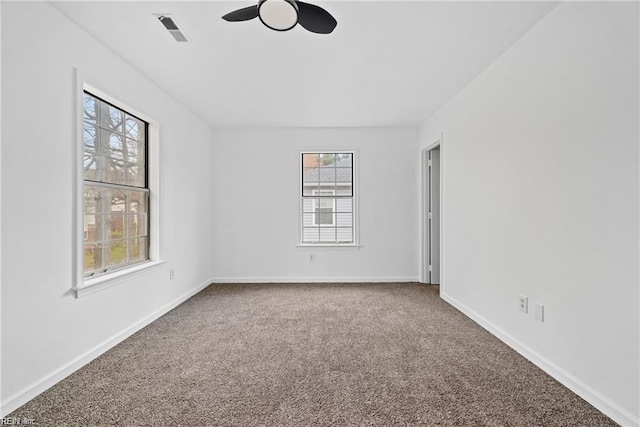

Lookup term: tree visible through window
[83,92,149,277]
[301,153,354,244]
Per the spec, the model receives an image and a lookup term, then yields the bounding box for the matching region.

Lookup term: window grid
[301,152,354,244]
[83,92,150,278]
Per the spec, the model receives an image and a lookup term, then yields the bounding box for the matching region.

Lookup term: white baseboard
[1,277,213,417]
[440,292,639,427]
[210,276,420,283]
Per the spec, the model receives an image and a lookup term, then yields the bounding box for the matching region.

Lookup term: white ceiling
[52,1,558,128]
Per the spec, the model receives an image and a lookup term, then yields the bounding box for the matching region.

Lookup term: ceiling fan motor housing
[258,0,299,31]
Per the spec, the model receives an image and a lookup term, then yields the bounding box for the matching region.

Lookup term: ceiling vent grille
[156,15,188,42]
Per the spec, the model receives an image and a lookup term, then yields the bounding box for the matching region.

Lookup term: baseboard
[211,276,420,283]
[440,292,639,427]
[1,277,213,417]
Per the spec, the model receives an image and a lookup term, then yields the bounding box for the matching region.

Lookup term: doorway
[422,143,441,285]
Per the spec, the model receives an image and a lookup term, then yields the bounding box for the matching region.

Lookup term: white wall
[1,2,215,415]
[211,127,419,283]
[420,2,638,425]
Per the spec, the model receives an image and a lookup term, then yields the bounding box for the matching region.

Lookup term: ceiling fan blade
[222,5,259,22]
[296,1,337,34]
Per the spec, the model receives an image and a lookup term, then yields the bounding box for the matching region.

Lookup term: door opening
[423,144,441,285]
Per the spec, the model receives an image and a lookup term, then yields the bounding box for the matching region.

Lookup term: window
[82,91,149,278]
[301,153,354,244]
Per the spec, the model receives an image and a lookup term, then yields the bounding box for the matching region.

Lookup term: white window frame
[72,76,164,298]
[299,151,359,247]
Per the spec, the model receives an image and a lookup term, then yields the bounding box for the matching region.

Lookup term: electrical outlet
[534,303,544,322]
[518,295,528,313]
[170,269,175,280]
[308,254,315,262]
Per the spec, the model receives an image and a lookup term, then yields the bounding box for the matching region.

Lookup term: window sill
[73,260,166,298]
[297,243,362,249]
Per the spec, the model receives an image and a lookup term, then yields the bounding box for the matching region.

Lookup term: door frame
[421,136,444,286]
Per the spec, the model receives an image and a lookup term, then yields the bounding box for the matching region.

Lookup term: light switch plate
[534,303,544,322]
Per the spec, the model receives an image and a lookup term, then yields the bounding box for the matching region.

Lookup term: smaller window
[301,152,354,244]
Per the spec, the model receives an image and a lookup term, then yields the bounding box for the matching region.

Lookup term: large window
[82,91,149,278]
[301,153,354,244]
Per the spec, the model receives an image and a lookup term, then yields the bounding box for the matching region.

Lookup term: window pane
[125,115,145,142]
[336,198,353,213]
[102,104,124,133]
[302,184,320,197]
[337,153,352,166]
[302,153,320,169]
[302,164,320,196]
[319,166,337,186]
[84,185,107,214]
[303,212,315,227]
[84,153,99,180]
[336,185,353,197]
[336,167,352,183]
[106,213,126,241]
[94,215,108,246]
[128,213,148,237]
[318,197,333,208]
[83,214,97,243]
[108,132,125,160]
[83,91,150,278]
[129,190,148,214]
[107,239,128,267]
[129,237,148,263]
[92,155,110,182]
[84,124,97,153]
[319,227,336,241]
[106,158,126,185]
[302,199,315,214]
[316,208,334,225]
[336,212,353,227]
[303,227,320,242]
[109,189,127,212]
[126,163,145,187]
[84,243,103,273]
[337,227,353,242]
[83,93,98,125]
[126,139,145,166]
[316,168,337,194]
[302,167,319,181]
[319,153,336,165]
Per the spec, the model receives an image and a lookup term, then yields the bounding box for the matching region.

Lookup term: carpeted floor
[9,283,616,426]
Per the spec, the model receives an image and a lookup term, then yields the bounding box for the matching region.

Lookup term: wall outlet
[170,269,175,280]
[308,254,315,262]
[518,295,528,313]
[534,303,544,322]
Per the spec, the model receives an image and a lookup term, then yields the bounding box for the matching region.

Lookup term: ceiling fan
[222,0,337,34]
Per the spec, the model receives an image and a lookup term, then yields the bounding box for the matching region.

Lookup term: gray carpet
[9,283,616,426]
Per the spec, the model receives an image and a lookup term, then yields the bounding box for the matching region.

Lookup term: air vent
[156,14,189,42]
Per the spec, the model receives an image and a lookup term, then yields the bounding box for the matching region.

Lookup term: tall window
[301,153,354,244]
[83,92,149,278]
